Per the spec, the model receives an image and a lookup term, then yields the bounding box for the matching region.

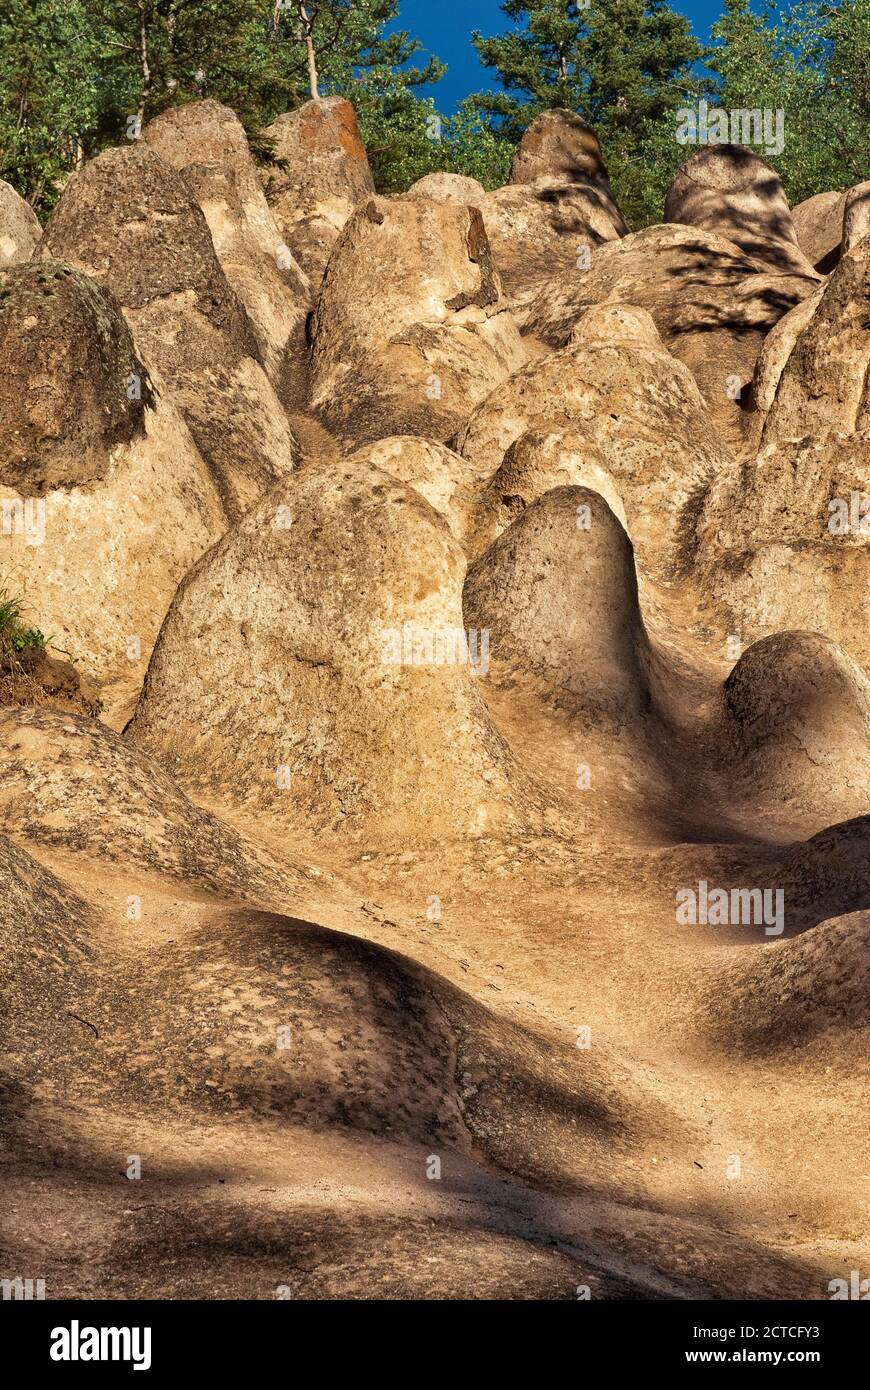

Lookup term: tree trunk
[136,0,151,130]
[297,1,320,100]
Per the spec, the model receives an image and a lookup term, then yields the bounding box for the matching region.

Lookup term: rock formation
[664,144,819,276]
[142,99,310,398]
[128,458,520,840]
[0,258,226,722]
[0,261,148,492]
[843,179,870,255]
[39,143,299,518]
[262,96,375,289]
[792,188,846,272]
[2,96,867,1306]
[521,221,818,450]
[509,108,611,186]
[464,486,652,724]
[482,109,628,307]
[0,178,42,267]
[308,195,527,446]
[458,300,729,574]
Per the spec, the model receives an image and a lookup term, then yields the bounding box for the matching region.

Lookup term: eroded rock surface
[2,98,867,1305]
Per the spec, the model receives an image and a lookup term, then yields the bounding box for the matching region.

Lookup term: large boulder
[481,109,626,308]
[1,404,226,726]
[0,260,227,723]
[0,261,147,492]
[520,223,818,451]
[404,116,628,315]
[0,178,41,267]
[405,172,487,207]
[40,144,299,519]
[308,196,527,447]
[664,145,818,277]
[759,237,870,448]
[142,100,310,398]
[262,96,375,289]
[747,290,824,430]
[843,180,870,254]
[711,632,870,830]
[683,240,867,667]
[345,436,478,543]
[41,144,246,317]
[128,458,520,841]
[509,109,611,186]
[776,818,870,933]
[791,189,846,273]
[482,176,627,307]
[464,487,652,726]
[692,428,870,680]
[467,427,626,561]
[457,302,730,576]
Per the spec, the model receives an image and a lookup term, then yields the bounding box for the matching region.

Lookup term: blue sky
[391,0,728,112]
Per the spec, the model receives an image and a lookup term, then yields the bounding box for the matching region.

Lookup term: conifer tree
[470,0,704,224]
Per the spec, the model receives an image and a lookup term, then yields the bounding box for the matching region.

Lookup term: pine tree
[470,0,705,225]
[83,0,445,189]
[85,0,302,141]
[0,0,101,210]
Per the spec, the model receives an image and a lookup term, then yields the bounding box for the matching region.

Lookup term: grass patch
[0,591,49,661]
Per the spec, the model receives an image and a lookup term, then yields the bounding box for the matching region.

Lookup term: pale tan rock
[843,180,870,254]
[776,819,870,932]
[0,255,227,721]
[142,100,310,397]
[457,306,729,575]
[0,706,289,896]
[465,487,651,724]
[692,239,867,661]
[482,175,627,305]
[716,631,870,826]
[0,649,101,719]
[40,144,299,518]
[308,196,527,447]
[2,95,867,1299]
[405,173,487,206]
[0,831,97,1072]
[262,96,374,289]
[0,178,41,268]
[698,435,870,554]
[703,907,869,1051]
[509,109,610,186]
[748,290,824,420]
[700,537,870,682]
[692,429,870,678]
[760,237,870,447]
[142,99,289,258]
[41,145,247,320]
[128,458,521,841]
[521,223,818,452]
[467,427,627,561]
[665,145,819,276]
[1,392,226,724]
[568,300,663,350]
[345,436,478,542]
[404,114,629,319]
[791,189,846,272]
